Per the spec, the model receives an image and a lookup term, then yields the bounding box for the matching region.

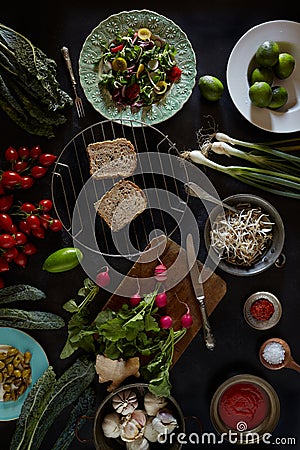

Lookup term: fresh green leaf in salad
[98,27,182,110]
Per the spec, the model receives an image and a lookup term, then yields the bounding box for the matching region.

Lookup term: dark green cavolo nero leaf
[10,356,95,450]
[0,284,46,304]
[0,309,65,329]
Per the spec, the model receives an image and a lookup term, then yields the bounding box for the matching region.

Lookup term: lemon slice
[154,80,168,94]
[112,57,127,72]
[137,28,152,41]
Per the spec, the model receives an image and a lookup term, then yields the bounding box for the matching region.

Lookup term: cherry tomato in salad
[110,43,124,53]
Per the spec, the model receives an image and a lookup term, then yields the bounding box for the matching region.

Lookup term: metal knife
[186,232,216,350]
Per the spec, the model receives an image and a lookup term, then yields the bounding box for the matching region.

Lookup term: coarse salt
[262,341,285,365]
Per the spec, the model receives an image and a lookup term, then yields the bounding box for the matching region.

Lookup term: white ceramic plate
[226,20,300,133]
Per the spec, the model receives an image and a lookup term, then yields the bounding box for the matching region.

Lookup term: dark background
[1,1,300,449]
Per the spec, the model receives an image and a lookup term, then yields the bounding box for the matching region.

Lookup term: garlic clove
[102,412,121,438]
[152,409,178,434]
[144,417,160,442]
[126,437,150,450]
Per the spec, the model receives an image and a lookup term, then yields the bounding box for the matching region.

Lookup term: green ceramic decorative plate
[79,9,196,125]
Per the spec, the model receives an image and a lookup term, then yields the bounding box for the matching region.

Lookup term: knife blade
[186,232,216,350]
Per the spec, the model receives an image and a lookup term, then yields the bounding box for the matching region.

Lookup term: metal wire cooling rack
[51,119,190,260]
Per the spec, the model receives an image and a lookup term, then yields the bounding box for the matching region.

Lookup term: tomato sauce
[218,382,269,430]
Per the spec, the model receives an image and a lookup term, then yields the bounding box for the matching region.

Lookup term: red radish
[154,263,167,282]
[180,302,193,328]
[96,267,110,287]
[130,292,141,307]
[159,315,173,329]
[155,292,167,308]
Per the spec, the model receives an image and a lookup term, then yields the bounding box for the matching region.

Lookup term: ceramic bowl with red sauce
[210,374,280,444]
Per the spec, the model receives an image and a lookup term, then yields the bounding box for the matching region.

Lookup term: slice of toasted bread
[86,138,137,179]
[95,180,147,232]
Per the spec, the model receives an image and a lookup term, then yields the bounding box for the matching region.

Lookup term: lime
[273,52,295,79]
[112,57,127,72]
[250,67,274,86]
[255,40,280,67]
[268,86,288,109]
[198,75,224,101]
[249,81,272,107]
[42,247,83,273]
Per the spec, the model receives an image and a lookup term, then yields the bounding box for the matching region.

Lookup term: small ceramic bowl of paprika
[243,291,282,330]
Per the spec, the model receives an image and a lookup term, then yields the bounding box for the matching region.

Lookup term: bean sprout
[210,205,274,266]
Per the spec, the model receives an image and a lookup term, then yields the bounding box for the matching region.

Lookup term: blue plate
[0,327,49,421]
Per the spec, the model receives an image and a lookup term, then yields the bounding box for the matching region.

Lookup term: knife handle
[198,297,216,350]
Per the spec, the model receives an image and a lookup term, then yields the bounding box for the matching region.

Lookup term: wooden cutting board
[103,237,227,365]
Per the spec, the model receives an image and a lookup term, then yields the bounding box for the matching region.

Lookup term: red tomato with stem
[5,147,18,162]
[0,195,14,213]
[38,199,53,212]
[31,227,45,239]
[13,252,27,268]
[0,257,9,272]
[0,234,16,249]
[0,214,13,232]
[23,242,37,255]
[30,145,42,159]
[49,219,62,232]
[20,176,34,189]
[26,215,41,229]
[21,203,36,214]
[31,166,47,179]
[38,153,56,167]
[1,171,22,188]
[14,232,27,246]
[18,146,30,160]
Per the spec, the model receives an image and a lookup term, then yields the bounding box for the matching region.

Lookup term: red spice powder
[218,382,269,430]
[250,298,274,321]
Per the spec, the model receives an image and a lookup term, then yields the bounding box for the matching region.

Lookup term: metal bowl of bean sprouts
[204,194,285,276]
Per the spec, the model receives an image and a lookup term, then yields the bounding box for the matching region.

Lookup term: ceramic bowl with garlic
[93,383,185,450]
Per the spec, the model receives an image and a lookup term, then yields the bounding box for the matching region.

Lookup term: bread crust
[86,138,137,179]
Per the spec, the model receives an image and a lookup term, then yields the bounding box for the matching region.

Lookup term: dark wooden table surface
[1,1,300,449]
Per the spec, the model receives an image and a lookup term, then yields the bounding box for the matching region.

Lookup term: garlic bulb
[120,410,146,442]
[101,412,121,438]
[143,392,168,416]
[112,389,138,415]
[152,409,178,434]
[144,417,160,442]
[126,437,150,450]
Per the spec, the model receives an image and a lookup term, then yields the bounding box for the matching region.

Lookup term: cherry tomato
[3,247,19,262]
[30,145,42,159]
[13,252,27,268]
[14,232,27,246]
[0,213,13,232]
[19,220,31,235]
[20,176,34,189]
[0,195,14,212]
[39,213,51,229]
[110,43,124,53]
[10,224,18,234]
[0,234,16,249]
[49,219,62,232]
[14,160,28,173]
[23,242,37,255]
[31,226,45,239]
[1,171,22,188]
[31,165,48,179]
[5,146,18,162]
[38,153,57,167]
[0,257,9,272]
[38,199,53,212]
[0,276,5,288]
[21,203,36,213]
[0,183,5,195]
[26,215,41,229]
[18,146,30,160]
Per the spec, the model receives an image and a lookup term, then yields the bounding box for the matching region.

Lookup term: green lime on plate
[273,52,295,79]
[249,81,272,107]
[268,86,288,109]
[256,40,280,67]
[198,75,224,101]
[250,67,274,85]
